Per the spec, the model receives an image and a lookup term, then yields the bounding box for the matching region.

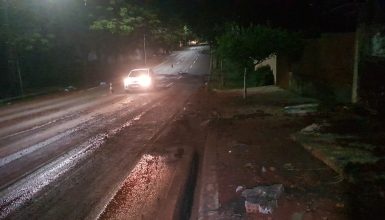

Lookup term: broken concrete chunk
[300,122,331,133]
[284,103,319,115]
[240,184,284,214]
[301,123,322,133]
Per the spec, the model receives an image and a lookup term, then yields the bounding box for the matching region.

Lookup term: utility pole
[16,55,23,96]
[243,67,247,99]
[143,33,147,66]
[3,0,23,96]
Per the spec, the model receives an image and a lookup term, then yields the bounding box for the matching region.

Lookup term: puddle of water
[99,153,176,219]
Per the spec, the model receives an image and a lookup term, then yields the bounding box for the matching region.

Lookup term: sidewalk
[195,86,384,220]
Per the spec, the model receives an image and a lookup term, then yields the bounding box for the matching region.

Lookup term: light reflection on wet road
[99,154,173,220]
[0,45,209,219]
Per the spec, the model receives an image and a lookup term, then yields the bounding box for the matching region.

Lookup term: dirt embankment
[188,86,385,220]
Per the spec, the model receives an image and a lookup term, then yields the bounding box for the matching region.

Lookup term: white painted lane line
[0,129,77,167]
[165,82,174,87]
[0,109,151,219]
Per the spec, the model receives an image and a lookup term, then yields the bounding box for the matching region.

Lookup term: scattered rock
[301,123,322,133]
[291,212,304,220]
[244,163,254,169]
[284,103,319,115]
[336,203,344,208]
[200,119,210,127]
[283,163,295,170]
[236,186,244,193]
[211,110,221,118]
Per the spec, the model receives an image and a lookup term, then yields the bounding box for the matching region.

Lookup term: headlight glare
[138,76,152,87]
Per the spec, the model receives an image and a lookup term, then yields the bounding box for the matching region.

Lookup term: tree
[216,25,303,69]
[215,25,303,98]
[89,1,182,53]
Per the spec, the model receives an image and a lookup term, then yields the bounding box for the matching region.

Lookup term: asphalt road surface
[0,46,210,220]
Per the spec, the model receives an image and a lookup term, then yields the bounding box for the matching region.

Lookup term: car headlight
[123,77,130,87]
[138,76,152,87]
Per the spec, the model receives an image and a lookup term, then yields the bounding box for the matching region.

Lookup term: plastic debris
[240,184,284,214]
[300,122,331,133]
[64,85,76,92]
[236,186,244,193]
[300,123,322,133]
[284,103,318,115]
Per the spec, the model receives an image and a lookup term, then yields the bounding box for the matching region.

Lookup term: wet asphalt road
[0,46,210,219]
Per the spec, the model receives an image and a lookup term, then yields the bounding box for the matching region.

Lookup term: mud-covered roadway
[0,46,210,220]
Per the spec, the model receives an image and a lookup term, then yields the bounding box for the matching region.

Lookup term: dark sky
[138,0,377,36]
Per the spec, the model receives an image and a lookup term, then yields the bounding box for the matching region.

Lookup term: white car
[123,68,155,91]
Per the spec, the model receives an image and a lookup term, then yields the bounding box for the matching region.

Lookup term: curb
[197,131,220,220]
[0,90,60,105]
[160,148,197,220]
[292,134,344,174]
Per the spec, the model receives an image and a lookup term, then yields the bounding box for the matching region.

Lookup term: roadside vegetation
[0,0,195,99]
[209,25,303,89]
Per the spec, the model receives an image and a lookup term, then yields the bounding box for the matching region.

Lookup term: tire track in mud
[0,103,157,219]
[0,94,129,154]
[0,88,104,121]
[0,89,174,219]
[0,92,166,190]
[3,79,202,220]
[0,92,124,139]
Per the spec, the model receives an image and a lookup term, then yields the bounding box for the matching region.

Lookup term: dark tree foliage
[0,0,186,98]
[0,0,365,98]
[216,25,303,69]
[148,0,363,41]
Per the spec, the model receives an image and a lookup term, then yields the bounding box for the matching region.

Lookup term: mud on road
[0,45,210,220]
[0,75,207,220]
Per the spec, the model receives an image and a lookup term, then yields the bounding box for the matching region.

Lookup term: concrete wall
[255,55,277,84]
[277,33,356,103]
[276,56,291,89]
